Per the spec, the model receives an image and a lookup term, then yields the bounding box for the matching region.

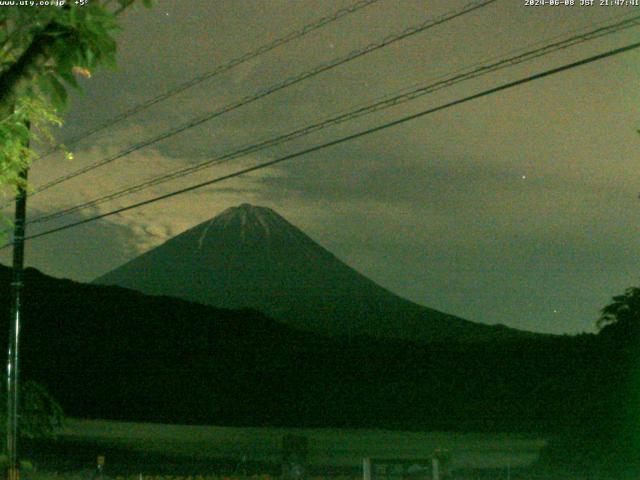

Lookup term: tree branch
[0,23,60,111]
[114,0,136,16]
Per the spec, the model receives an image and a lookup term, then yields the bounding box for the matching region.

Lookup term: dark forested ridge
[0,265,633,437]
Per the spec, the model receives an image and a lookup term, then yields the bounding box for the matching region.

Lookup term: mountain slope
[0,265,606,432]
[95,203,532,342]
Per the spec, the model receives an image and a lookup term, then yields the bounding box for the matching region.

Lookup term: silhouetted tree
[0,378,63,439]
[598,286,640,329]
[539,286,640,472]
[597,286,640,345]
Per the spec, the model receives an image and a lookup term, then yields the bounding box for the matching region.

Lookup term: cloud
[0,206,137,283]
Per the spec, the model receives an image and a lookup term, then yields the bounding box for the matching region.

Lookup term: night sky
[2,0,639,335]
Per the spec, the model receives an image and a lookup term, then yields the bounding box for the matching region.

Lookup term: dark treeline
[0,266,636,451]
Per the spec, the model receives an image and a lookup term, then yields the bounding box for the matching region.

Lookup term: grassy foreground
[24,419,639,478]
[24,419,545,474]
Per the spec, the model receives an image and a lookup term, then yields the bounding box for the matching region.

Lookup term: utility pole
[6,161,28,480]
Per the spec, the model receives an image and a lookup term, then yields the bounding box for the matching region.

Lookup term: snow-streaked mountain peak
[207,203,287,242]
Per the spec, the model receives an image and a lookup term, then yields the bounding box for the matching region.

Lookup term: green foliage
[0,94,63,192]
[1,5,117,109]
[0,378,64,439]
[597,286,640,331]
[540,286,640,471]
[0,1,152,194]
[19,379,65,438]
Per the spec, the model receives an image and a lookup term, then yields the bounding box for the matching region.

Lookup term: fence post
[432,458,439,480]
[363,458,371,480]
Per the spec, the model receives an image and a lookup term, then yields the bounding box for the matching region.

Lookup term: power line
[26,0,498,198]
[8,39,640,247]
[35,0,381,160]
[23,12,640,227]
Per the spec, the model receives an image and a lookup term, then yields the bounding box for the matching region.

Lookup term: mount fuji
[94,203,533,343]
